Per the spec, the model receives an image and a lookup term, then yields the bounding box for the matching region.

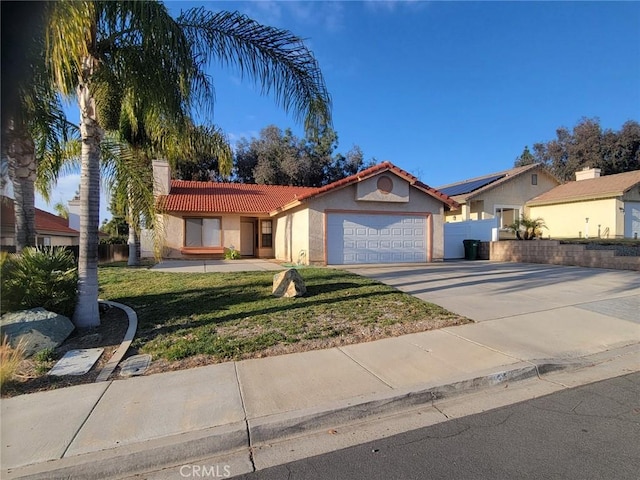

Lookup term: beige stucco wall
[445,170,559,222]
[276,177,447,263]
[274,207,309,264]
[527,197,622,239]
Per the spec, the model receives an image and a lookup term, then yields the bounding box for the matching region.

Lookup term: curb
[2,360,575,480]
[247,360,572,445]
[95,300,138,382]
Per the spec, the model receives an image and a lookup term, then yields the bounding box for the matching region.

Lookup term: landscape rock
[0,308,75,357]
[272,269,307,298]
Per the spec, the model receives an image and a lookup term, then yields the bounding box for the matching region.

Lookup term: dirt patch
[1,306,129,398]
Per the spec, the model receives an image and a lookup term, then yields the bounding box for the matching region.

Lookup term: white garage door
[624,202,640,239]
[327,213,427,264]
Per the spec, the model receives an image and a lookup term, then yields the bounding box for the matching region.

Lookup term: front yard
[98,265,469,374]
[2,265,469,396]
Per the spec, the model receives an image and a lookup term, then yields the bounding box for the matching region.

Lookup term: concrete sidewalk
[2,262,639,479]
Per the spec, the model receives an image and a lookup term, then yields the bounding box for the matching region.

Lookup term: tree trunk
[5,122,37,252]
[127,182,139,266]
[72,63,102,328]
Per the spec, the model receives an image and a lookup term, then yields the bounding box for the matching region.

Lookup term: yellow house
[526,168,640,239]
[438,163,560,227]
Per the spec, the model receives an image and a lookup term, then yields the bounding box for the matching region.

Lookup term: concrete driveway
[345,261,640,323]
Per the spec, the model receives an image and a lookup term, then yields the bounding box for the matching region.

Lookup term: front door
[240,221,255,256]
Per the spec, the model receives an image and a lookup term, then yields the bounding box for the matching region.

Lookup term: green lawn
[98,266,469,364]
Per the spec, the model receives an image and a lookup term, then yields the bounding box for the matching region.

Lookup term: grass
[98,266,469,366]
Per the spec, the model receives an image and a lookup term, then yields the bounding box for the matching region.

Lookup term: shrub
[0,247,78,317]
[224,247,241,260]
[506,215,547,240]
[0,335,26,387]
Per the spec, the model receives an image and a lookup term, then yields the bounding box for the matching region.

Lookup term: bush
[0,247,78,317]
[506,215,547,240]
[0,335,26,387]
[224,247,241,260]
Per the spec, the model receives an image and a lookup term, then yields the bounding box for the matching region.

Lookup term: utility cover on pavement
[119,354,152,377]
[48,348,104,376]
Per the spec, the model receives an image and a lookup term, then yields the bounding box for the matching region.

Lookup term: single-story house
[526,168,640,239]
[153,160,458,265]
[1,196,79,247]
[437,163,560,227]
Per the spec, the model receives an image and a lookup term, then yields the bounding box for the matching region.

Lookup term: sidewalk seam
[442,329,538,368]
[336,347,394,389]
[60,381,112,459]
[234,362,255,472]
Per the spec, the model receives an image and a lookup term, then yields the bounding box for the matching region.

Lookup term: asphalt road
[237,372,640,480]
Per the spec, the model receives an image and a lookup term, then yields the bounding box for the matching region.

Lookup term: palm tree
[506,215,548,240]
[45,1,331,327]
[1,2,74,252]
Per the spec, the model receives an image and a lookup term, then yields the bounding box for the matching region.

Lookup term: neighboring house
[526,168,640,239]
[1,196,79,247]
[153,160,458,265]
[437,163,560,227]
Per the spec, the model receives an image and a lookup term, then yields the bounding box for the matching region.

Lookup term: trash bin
[463,239,480,260]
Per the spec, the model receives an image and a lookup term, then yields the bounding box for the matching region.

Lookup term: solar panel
[439,174,505,196]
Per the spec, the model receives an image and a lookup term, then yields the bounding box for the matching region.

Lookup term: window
[184,218,221,247]
[496,207,520,228]
[531,174,538,185]
[37,237,51,246]
[261,220,273,248]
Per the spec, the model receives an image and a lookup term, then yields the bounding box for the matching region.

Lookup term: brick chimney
[152,160,171,196]
[575,167,601,181]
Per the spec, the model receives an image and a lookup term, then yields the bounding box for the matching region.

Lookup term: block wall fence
[488,240,640,271]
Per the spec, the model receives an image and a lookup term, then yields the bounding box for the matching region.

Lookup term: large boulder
[0,308,75,357]
[272,269,307,298]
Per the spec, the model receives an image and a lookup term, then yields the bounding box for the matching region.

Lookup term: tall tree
[514,146,535,167]
[1,2,74,252]
[45,1,331,327]
[525,118,639,181]
[233,125,370,186]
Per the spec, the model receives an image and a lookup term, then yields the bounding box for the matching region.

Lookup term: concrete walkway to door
[151,259,285,273]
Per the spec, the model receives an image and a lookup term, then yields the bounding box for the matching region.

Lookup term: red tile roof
[158,181,318,214]
[1,196,78,236]
[157,162,458,215]
[527,169,640,206]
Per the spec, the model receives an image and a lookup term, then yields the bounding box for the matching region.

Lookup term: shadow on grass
[104,278,391,345]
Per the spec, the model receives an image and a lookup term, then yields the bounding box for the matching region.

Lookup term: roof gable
[277,161,458,212]
[437,163,554,202]
[527,169,640,206]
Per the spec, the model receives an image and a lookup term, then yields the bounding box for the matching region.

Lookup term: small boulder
[272,269,307,298]
[0,308,75,357]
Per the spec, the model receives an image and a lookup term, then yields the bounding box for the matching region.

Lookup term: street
[238,372,640,480]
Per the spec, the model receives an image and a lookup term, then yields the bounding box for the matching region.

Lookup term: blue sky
[35,0,640,222]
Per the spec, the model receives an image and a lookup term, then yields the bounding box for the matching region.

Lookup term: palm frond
[178,8,332,134]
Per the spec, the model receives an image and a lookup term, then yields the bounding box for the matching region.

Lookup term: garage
[625,202,640,239]
[326,213,428,264]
